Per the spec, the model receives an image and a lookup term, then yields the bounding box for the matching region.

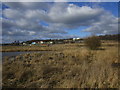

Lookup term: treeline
[2,34,120,46]
[23,39,41,44]
[98,34,120,41]
[23,38,83,44]
[22,34,120,44]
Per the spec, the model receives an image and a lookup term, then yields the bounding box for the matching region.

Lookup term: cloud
[4,2,52,10]
[83,12,118,34]
[2,2,118,43]
[48,3,103,25]
[3,9,23,19]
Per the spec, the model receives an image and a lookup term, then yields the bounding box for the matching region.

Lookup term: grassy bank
[2,44,119,88]
[1,45,53,52]
[1,41,118,52]
[1,44,82,52]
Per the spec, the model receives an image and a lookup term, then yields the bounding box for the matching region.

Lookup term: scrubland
[2,42,119,88]
[1,43,85,52]
[1,45,52,52]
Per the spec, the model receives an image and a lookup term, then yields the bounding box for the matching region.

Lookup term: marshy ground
[2,42,119,88]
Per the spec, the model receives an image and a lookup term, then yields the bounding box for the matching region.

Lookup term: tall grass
[1,43,85,52]
[2,44,119,88]
[1,46,53,52]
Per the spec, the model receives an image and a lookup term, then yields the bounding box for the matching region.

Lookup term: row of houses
[22,38,84,46]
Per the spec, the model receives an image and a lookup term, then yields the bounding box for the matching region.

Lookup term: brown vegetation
[2,42,119,88]
[84,36,101,50]
[1,45,53,52]
[1,43,84,52]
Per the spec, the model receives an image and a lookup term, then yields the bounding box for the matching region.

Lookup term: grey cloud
[83,12,118,34]
[46,3,104,27]
[4,2,52,11]
[3,9,24,20]
[2,2,118,43]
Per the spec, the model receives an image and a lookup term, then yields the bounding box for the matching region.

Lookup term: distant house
[23,43,27,45]
[73,38,80,41]
[49,41,53,44]
[31,42,36,45]
[73,38,84,43]
[40,41,44,44]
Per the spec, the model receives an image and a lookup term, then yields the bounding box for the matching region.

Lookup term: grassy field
[1,41,118,52]
[1,45,53,52]
[2,41,119,88]
[1,44,83,52]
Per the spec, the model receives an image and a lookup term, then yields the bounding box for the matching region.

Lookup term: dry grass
[1,43,84,52]
[1,45,53,52]
[2,42,119,88]
[0,63,2,88]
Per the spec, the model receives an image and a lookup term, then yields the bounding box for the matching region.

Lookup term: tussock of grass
[2,44,119,88]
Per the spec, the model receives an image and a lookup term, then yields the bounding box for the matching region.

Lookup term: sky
[1,2,119,43]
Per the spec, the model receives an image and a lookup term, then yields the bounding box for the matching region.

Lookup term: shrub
[84,36,101,50]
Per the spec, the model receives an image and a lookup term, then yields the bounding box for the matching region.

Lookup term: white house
[73,38,80,41]
[49,41,53,44]
[31,42,36,45]
[23,43,27,45]
[40,41,44,44]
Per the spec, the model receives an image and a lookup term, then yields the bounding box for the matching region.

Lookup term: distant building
[76,38,80,39]
[23,43,27,45]
[73,38,80,41]
[49,41,53,44]
[31,42,36,45]
[73,38,76,41]
[40,41,44,44]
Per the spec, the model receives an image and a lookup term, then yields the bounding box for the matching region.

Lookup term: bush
[84,36,101,50]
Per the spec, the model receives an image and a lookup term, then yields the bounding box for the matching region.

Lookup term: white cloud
[47,3,104,26]
[2,2,118,43]
[83,12,118,34]
[3,9,23,19]
[4,2,52,10]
